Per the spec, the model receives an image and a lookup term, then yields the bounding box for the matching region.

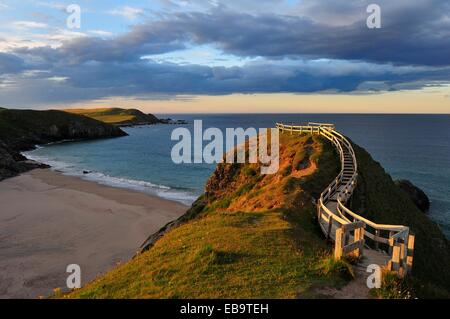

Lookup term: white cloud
[47,76,69,82]
[13,21,48,29]
[108,6,144,20]
[37,29,87,47]
[0,29,86,52]
[88,30,114,38]
[34,1,66,10]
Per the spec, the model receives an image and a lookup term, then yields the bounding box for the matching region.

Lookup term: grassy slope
[67,133,352,299]
[65,132,450,299]
[65,108,159,125]
[350,142,450,298]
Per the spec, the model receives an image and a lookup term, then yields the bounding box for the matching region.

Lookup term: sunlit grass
[66,133,347,299]
[65,108,155,124]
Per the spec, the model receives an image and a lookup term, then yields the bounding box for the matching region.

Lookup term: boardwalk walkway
[276,122,415,280]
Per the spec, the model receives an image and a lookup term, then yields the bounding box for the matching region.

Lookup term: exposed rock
[0,141,48,180]
[396,179,430,213]
[158,118,188,125]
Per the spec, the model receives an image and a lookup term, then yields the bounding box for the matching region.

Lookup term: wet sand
[0,169,188,298]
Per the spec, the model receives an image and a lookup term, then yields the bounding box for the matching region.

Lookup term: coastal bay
[0,168,187,298]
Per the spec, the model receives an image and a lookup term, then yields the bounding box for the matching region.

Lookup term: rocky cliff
[396,179,430,213]
[0,108,127,181]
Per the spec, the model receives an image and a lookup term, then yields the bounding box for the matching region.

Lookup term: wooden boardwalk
[276,122,415,278]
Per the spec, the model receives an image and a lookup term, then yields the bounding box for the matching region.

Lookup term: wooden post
[399,242,406,277]
[388,231,394,255]
[352,227,365,258]
[391,245,401,272]
[353,228,360,258]
[335,227,344,260]
[360,227,365,256]
[406,234,415,273]
[327,215,333,241]
[374,229,380,250]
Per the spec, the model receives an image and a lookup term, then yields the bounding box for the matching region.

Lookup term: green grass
[65,108,158,125]
[63,132,450,299]
[65,132,347,299]
[369,271,413,299]
[67,206,349,298]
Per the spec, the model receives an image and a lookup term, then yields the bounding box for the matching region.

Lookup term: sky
[0,0,449,113]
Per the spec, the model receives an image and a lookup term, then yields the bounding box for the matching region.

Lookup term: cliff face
[0,108,127,180]
[396,179,430,213]
[350,142,450,297]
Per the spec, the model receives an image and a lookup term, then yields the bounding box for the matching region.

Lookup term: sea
[24,114,450,238]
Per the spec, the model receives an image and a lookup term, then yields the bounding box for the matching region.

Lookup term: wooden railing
[276,122,415,277]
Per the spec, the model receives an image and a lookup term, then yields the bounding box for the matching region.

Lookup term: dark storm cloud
[1,0,450,106]
[0,52,27,74]
[17,0,450,66]
[144,1,450,66]
[1,55,449,107]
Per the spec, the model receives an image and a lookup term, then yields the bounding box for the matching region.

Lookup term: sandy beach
[0,169,188,298]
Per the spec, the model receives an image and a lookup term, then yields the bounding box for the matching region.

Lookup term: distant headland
[0,108,127,181]
[65,107,187,126]
[0,107,187,181]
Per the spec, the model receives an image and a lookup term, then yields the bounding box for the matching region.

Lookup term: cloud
[1,0,450,106]
[13,21,49,29]
[0,52,27,74]
[18,1,450,67]
[1,49,449,107]
[34,1,67,11]
[88,30,114,38]
[108,6,144,20]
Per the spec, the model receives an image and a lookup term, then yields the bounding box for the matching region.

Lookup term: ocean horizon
[24,113,450,238]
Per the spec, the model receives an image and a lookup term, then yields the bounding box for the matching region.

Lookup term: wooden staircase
[276,122,415,278]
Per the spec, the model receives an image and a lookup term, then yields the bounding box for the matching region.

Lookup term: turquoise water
[25,114,450,237]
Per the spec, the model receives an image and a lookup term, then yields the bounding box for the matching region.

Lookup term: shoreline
[22,150,198,206]
[0,168,188,298]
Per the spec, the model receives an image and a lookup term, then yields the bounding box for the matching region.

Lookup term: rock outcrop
[0,108,127,181]
[396,179,430,213]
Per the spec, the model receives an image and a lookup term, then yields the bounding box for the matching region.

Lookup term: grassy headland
[66,131,450,299]
[65,108,159,126]
[67,133,354,298]
[0,108,126,181]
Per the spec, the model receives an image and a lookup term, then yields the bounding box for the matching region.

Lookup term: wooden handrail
[276,122,414,276]
[337,200,407,232]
